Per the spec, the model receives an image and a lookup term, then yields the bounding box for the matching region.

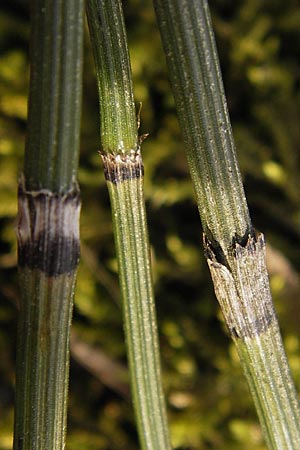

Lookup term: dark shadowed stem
[24,0,83,193]
[86,1,172,449]
[14,1,84,449]
[154,0,300,448]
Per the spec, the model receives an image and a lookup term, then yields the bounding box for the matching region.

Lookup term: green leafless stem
[24,0,84,193]
[86,1,172,449]
[14,1,84,449]
[154,0,300,448]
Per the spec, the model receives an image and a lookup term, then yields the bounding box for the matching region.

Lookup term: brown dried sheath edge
[205,232,276,339]
[100,151,144,184]
[17,180,81,276]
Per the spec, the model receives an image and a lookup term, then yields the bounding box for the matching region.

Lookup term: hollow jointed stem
[86,1,172,449]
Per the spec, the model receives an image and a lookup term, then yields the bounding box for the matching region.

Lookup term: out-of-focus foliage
[0,1,300,449]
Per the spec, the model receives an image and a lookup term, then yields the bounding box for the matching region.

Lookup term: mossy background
[0,0,300,449]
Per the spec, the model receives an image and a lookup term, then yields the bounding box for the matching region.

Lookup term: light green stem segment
[237,328,300,449]
[153,0,252,255]
[86,0,138,154]
[86,1,171,448]
[103,157,172,450]
[25,0,84,193]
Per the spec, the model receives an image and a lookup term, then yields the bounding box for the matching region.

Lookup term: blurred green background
[1,0,300,449]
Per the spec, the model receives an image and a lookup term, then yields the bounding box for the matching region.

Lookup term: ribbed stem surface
[105,164,171,450]
[14,187,81,450]
[237,328,300,448]
[206,233,300,449]
[154,0,252,254]
[86,0,137,153]
[25,0,84,192]
[86,1,172,448]
[14,1,83,448]
[154,1,300,448]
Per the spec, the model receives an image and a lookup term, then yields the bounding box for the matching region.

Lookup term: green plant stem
[86,0,137,154]
[154,0,252,256]
[237,326,300,448]
[154,0,300,448]
[24,0,84,193]
[15,188,81,450]
[105,158,171,450]
[206,232,300,449]
[14,1,84,449]
[86,1,172,449]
